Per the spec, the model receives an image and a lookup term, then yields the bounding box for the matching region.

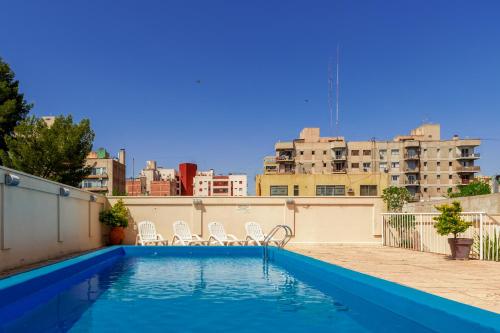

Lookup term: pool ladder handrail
[263,225,293,248]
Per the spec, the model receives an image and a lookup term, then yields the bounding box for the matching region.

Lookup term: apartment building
[194,170,248,196]
[258,124,480,200]
[126,160,180,196]
[81,148,126,195]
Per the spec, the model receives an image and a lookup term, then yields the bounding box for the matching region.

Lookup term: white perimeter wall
[0,167,106,273]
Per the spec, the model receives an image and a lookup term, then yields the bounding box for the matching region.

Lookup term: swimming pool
[0,246,499,332]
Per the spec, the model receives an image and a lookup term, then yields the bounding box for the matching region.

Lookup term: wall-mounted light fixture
[285,198,295,205]
[5,173,20,186]
[89,194,97,202]
[59,187,70,197]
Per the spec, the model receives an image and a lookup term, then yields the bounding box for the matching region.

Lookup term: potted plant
[433,201,473,260]
[99,199,129,245]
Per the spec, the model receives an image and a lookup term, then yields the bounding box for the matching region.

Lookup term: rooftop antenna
[328,44,341,136]
[335,44,340,135]
[328,58,334,133]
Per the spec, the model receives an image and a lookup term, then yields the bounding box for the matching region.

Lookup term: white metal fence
[381,212,500,261]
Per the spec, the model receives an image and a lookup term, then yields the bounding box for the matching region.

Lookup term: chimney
[118,149,126,165]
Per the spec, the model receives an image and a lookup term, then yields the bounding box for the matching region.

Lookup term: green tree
[433,201,472,239]
[0,115,95,187]
[448,180,491,198]
[381,186,412,212]
[0,57,32,163]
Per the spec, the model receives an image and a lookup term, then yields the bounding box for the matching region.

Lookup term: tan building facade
[259,124,480,200]
[81,148,126,196]
[194,170,248,196]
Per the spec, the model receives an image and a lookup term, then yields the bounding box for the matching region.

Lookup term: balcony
[456,153,480,160]
[404,153,420,160]
[404,179,420,186]
[456,139,481,147]
[404,167,420,173]
[456,166,480,173]
[276,155,294,162]
[86,173,109,179]
[332,154,347,160]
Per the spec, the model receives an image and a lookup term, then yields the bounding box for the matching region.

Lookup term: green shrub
[99,199,129,228]
[433,201,471,238]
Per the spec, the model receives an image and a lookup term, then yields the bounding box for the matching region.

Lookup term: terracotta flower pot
[109,227,125,245]
[448,238,473,260]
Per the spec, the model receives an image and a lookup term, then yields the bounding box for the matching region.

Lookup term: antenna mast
[328,58,334,134]
[335,44,340,134]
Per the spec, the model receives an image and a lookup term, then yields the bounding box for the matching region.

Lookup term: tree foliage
[0,57,32,162]
[448,180,491,198]
[433,201,472,238]
[99,199,129,228]
[0,115,95,187]
[381,186,412,212]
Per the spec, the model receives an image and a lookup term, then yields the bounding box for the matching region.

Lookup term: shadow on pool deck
[287,244,500,314]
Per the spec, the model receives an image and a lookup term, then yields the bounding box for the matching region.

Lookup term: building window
[449,162,452,167]
[379,162,387,171]
[316,185,345,196]
[379,149,387,160]
[449,175,452,179]
[391,149,399,156]
[363,150,371,156]
[437,162,441,167]
[424,174,427,179]
[424,188,428,192]
[424,162,427,167]
[270,186,288,196]
[323,150,327,155]
[391,162,399,169]
[360,185,377,196]
[351,163,359,169]
[323,162,327,167]
[312,151,315,155]
[437,188,441,193]
[362,162,371,170]
[312,163,315,167]
[293,185,299,196]
[351,150,359,156]
[391,175,399,181]
[437,174,441,179]
[300,151,304,155]
[91,167,107,175]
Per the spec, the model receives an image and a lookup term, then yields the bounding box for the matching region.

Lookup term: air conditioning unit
[384,168,389,173]
[347,188,354,194]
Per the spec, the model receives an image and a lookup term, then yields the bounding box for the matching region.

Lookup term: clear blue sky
[1,0,499,194]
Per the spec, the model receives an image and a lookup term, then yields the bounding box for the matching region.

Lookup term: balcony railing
[404,179,420,185]
[403,141,420,148]
[404,167,420,173]
[332,155,347,160]
[456,153,480,159]
[456,166,480,173]
[404,153,420,160]
[276,155,294,162]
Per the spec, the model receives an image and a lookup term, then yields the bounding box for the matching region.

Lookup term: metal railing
[263,225,293,260]
[381,212,500,261]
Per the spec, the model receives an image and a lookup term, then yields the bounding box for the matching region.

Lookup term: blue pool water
[0,247,499,332]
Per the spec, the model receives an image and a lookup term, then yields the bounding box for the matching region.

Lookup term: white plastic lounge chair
[172,220,207,245]
[245,222,281,246]
[208,222,246,246]
[135,221,168,246]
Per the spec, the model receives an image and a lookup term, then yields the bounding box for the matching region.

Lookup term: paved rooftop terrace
[288,244,500,313]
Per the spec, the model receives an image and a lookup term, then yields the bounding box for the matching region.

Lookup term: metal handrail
[263,225,293,248]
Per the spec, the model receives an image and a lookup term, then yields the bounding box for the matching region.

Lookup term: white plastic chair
[208,222,245,246]
[245,222,281,246]
[172,220,207,245]
[135,221,168,246]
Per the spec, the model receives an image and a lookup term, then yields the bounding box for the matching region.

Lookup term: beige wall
[108,196,385,245]
[0,166,106,273]
[404,193,500,214]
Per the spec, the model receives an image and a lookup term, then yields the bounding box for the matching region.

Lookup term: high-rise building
[257,124,480,200]
[193,171,248,196]
[81,148,126,195]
